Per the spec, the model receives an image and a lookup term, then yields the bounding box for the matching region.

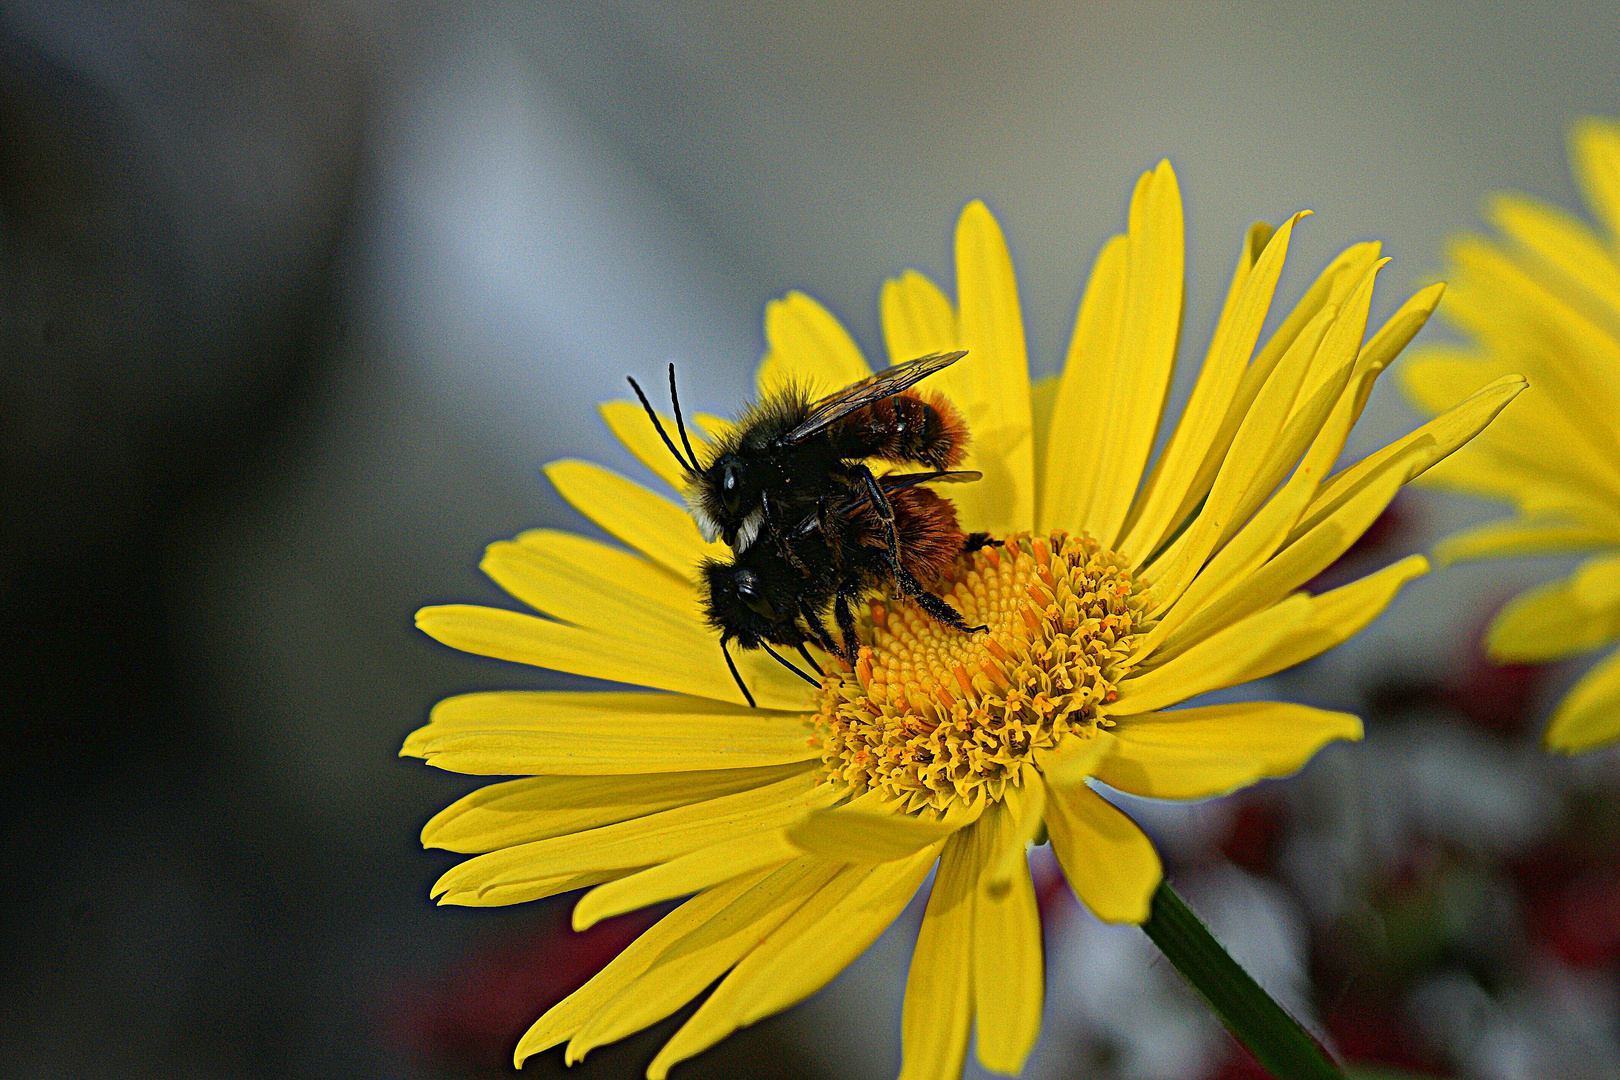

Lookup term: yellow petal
[514,869,773,1065]
[567,857,838,1063]
[422,762,812,853]
[971,796,1043,1073]
[1220,554,1429,685]
[1348,282,1447,422]
[1436,518,1615,566]
[898,827,978,1080]
[1093,702,1362,799]
[1114,594,1315,716]
[430,767,829,907]
[1140,553,1425,692]
[1149,467,1405,664]
[881,268,959,362]
[482,530,699,639]
[1545,645,1620,752]
[1043,780,1160,924]
[1300,373,1528,545]
[1571,116,1620,246]
[572,828,801,930]
[1030,373,1059,506]
[1085,160,1186,547]
[989,764,1047,885]
[1121,214,1304,558]
[402,691,815,775]
[543,459,717,579]
[415,604,812,711]
[787,788,983,863]
[1040,232,1128,535]
[757,290,871,397]
[1144,297,1337,606]
[1488,553,1620,661]
[1490,192,1620,326]
[933,201,1034,535]
[599,398,707,491]
[648,846,939,1079]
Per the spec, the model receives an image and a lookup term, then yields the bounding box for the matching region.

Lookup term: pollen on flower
[812,532,1151,813]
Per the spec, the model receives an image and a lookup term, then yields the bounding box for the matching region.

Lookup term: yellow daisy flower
[405,161,1523,1078]
[1401,117,1620,754]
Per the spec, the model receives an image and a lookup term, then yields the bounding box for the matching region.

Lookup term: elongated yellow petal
[1145,239,1384,571]
[971,795,1043,1073]
[482,531,699,639]
[572,828,801,930]
[402,691,815,775]
[543,459,719,579]
[897,827,978,1080]
[1113,594,1314,715]
[1436,518,1616,566]
[989,764,1047,885]
[514,869,773,1065]
[1349,282,1446,422]
[1490,192,1620,322]
[1084,160,1185,547]
[1301,373,1528,545]
[1094,702,1362,799]
[1041,233,1128,535]
[431,767,828,906]
[757,290,871,396]
[881,268,959,362]
[415,604,811,711]
[936,201,1034,535]
[1545,645,1620,752]
[599,399,707,490]
[1144,300,1337,606]
[1149,467,1406,664]
[1209,554,1429,687]
[1121,214,1305,557]
[1030,373,1059,506]
[1043,780,1160,924]
[648,847,938,1078]
[1489,553,1620,661]
[1571,116,1620,246]
[567,857,837,1063]
[787,788,982,863]
[422,762,812,854]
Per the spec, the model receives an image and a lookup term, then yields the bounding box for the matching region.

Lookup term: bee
[627,354,991,705]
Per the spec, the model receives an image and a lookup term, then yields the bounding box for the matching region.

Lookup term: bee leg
[962,532,1001,554]
[849,463,902,577]
[895,564,988,635]
[833,591,860,669]
[795,642,825,678]
[762,491,811,575]
[798,600,839,658]
[719,640,757,708]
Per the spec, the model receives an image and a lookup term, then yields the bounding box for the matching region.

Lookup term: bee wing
[778,350,967,445]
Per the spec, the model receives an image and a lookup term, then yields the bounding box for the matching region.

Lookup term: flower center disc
[814,532,1150,813]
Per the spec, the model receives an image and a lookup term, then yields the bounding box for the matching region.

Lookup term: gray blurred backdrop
[4,2,1619,1078]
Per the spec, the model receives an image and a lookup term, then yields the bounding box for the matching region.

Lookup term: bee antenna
[626,373,695,473]
[759,641,821,687]
[720,640,757,708]
[666,363,701,474]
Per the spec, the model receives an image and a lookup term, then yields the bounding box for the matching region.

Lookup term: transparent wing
[779,350,967,444]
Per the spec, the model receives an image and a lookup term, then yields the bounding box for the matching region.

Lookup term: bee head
[700,557,792,647]
[694,452,762,547]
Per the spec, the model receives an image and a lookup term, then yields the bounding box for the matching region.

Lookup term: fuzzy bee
[628,353,988,705]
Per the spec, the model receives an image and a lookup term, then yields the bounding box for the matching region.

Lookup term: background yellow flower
[1402,117,1620,753]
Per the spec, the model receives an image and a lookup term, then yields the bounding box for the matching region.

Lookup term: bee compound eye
[720,463,743,515]
[734,569,777,619]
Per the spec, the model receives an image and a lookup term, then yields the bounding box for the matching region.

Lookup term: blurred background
[4,1,1619,1077]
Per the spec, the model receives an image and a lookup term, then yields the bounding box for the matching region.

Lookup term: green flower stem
[1141,881,1346,1080]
